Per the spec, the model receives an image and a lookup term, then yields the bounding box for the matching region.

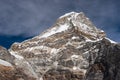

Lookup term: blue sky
[0,0,120,48]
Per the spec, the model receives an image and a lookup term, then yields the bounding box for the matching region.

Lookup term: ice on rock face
[0,59,13,67]
[9,50,24,60]
[72,36,80,40]
[71,55,79,59]
[73,66,79,70]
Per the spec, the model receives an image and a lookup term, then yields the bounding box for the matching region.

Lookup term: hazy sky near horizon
[0,0,120,48]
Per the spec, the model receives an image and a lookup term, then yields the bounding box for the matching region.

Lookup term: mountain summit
[0,12,119,80]
[40,12,105,40]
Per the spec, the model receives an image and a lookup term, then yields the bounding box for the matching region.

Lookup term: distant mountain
[0,12,120,80]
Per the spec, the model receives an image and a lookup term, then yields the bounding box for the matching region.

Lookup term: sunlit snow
[40,24,69,38]
[105,38,117,43]
[0,59,13,67]
[9,50,24,59]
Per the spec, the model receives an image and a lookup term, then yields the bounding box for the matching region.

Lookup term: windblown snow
[40,24,69,38]
[60,11,79,19]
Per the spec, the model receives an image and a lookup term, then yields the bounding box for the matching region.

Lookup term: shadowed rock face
[86,39,120,80]
[0,12,120,80]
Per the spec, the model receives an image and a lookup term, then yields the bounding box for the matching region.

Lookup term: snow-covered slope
[39,12,105,40]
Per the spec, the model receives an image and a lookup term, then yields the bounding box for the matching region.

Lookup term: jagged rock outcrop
[0,46,38,80]
[0,46,16,80]
[0,12,119,80]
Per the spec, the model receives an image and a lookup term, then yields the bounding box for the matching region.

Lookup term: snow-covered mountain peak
[39,12,106,40]
[8,12,118,80]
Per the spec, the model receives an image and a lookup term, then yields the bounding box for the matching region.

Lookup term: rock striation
[0,12,119,80]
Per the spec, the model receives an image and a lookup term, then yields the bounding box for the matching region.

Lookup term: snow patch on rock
[9,50,24,60]
[0,59,13,67]
[40,24,69,38]
[105,38,117,43]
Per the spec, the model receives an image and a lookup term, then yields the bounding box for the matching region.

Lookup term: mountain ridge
[0,12,119,80]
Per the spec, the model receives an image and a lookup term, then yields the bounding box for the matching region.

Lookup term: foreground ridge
[0,12,119,80]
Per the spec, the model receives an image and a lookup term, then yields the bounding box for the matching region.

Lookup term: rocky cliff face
[0,12,119,80]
